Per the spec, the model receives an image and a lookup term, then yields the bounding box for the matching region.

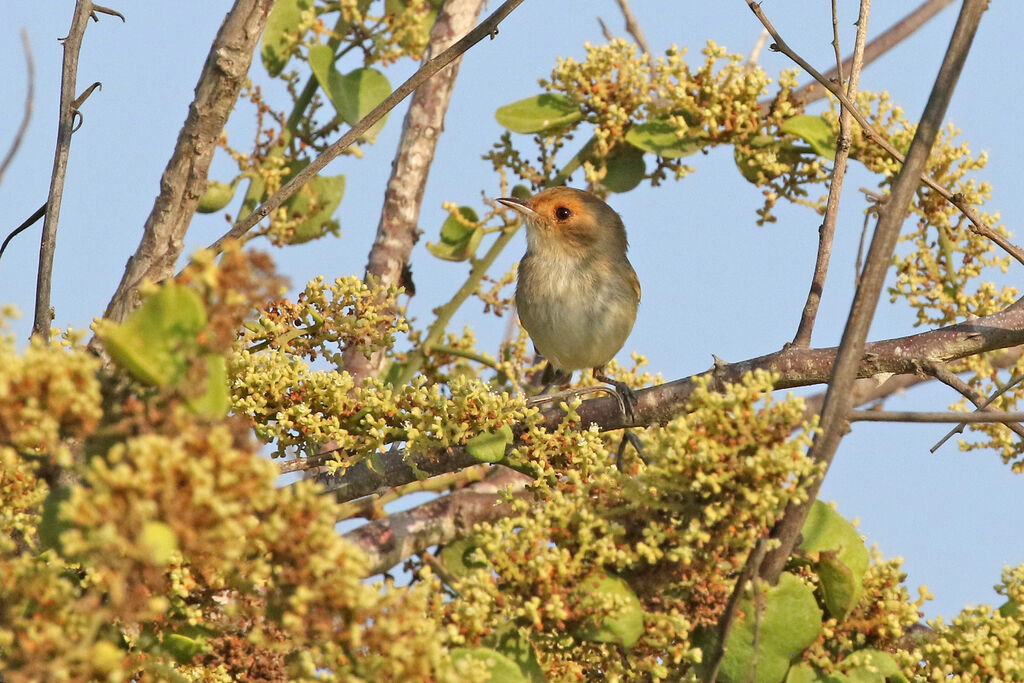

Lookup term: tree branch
[756,0,989,584]
[341,0,486,383]
[101,0,274,323]
[313,296,1024,504]
[849,410,1024,423]
[204,0,526,256]
[344,467,530,576]
[33,0,96,337]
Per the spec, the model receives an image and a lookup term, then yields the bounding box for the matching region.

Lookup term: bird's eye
[554,206,572,221]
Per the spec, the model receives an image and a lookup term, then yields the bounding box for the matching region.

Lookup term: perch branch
[0,30,34,187]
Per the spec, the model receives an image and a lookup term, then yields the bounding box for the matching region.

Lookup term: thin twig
[791,0,870,348]
[33,0,95,338]
[930,371,1024,451]
[341,0,486,383]
[751,0,1022,269]
[205,0,527,255]
[850,410,1024,423]
[0,30,34,187]
[613,0,652,58]
[752,0,989,584]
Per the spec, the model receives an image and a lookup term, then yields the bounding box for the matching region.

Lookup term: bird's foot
[615,430,647,471]
[526,384,620,409]
[594,372,638,423]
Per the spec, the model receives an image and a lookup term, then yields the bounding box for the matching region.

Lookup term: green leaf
[139,521,179,566]
[841,649,906,683]
[185,354,230,419]
[197,179,238,213]
[701,572,822,683]
[483,626,546,683]
[261,0,310,77]
[800,501,869,620]
[161,625,214,664]
[602,143,646,193]
[495,94,582,134]
[1000,599,1024,619]
[284,173,346,244]
[39,486,71,552]
[780,114,837,161]
[465,424,514,463]
[574,572,645,648]
[428,206,483,262]
[97,283,207,386]
[441,537,486,578]
[450,647,529,682]
[338,67,391,141]
[311,46,392,143]
[625,116,706,158]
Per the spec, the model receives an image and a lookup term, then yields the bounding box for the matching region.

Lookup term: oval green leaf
[465,424,513,463]
[495,94,582,134]
[261,0,310,77]
[197,180,238,214]
[800,500,869,619]
[574,572,645,648]
[780,114,837,161]
[625,116,706,158]
[284,173,346,244]
[602,143,646,193]
[450,647,529,683]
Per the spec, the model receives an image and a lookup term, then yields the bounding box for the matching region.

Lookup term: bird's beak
[496,196,538,221]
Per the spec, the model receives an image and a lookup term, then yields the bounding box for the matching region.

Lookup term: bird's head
[497,187,628,256]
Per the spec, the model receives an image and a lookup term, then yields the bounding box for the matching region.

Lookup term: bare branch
[791,0,870,348]
[613,0,652,58]
[341,0,486,383]
[205,0,527,255]
[850,410,1024,423]
[33,0,97,338]
[101,0,275,323]
[313,297,1024,504]
[0,30,34,187]
[756,0,989,584]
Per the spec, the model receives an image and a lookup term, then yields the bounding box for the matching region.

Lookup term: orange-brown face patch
[528,189,598,248]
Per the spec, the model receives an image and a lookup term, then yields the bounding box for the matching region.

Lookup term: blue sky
[2,1,1022,620]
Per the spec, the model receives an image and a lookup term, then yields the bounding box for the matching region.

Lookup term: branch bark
[344,467,530,576]
[757,0,990,583]
[313,295,1024,504]
[101,0,274,323]
[33,0,95,337]
[341,0,486,382]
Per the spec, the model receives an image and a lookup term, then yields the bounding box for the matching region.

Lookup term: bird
[497,187,641,419]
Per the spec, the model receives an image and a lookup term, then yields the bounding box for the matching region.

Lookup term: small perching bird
[497,187,641,418]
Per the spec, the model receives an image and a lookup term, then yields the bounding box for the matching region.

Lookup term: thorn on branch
[91,4,126,22]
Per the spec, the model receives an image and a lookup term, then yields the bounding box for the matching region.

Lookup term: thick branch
[757,0,989,583]
[33,0,94,337]
[206,0,526,254]
[315,298,1024,504]
[102,0,274,323]
[342,0,486,383]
